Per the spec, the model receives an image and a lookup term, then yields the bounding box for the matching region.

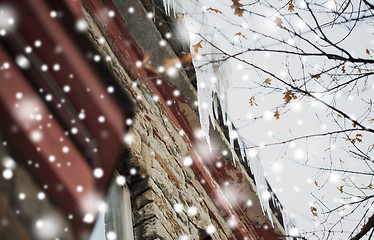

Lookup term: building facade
[0,0,289,239]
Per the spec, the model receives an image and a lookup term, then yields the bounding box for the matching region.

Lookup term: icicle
[161,0,288,229]
[246,148,274,226]
[237,136,246,164]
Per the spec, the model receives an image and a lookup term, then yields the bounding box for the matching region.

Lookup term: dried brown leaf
[235,32,247,39]
[182,53,193,66]
[207,7,222,14]
[310,206,318,216]
[249,96,258,107]
[231,0,245,17]
[288,0,295,12]
[309,73,321,79]
[283,89,297,104]
[274,109,280,119]
[192,40,203,53]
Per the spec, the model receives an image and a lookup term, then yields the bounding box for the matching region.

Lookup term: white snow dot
[37,192,45,200]
[294,149,305,159]
[71,127,78,134]
[147,12,154,18]
[129,168,137,175]
[35,114,42,121]
[293,186,300,193]
[216,162,222,168]
[153,95,159,102]
[106,231,117,240]
[2,169,13,179]
[165,32,172,39]
[19,193,26,200]
[78,112,85,120]
[63,85,70,92]
[126,118,133,126]
[183,157,193,166]
[263,110,273,121]
[53,64,60,71]
[3,62,9,69]
[15,92,23,99]
[188,206,197,216]
[50,11,57,18]
[25,46,32,53]
[45,94,53,101]
[173,90,180,97]
[7,18,14,25]
[229,130,238,139]
[34,40,42,47]
[174,203,184,213]
[159,39,166,46]
[180,235,188,240]
[248,149,257,159]
[62,146,69,153]
[271,161,283,173]
[246,199,253,207]
[108,11,115,18]
[166,66,177,77]
[123,133,133,144]
[227,217,236,228]
[30,130,43,142]
[76,19,87,32]
[93,168,104,178]
[2,157,16,169]
[15,55,30,69]
[206,225,215,234]
[116,175,126,186]
[128,7,134,13]
[48,155,55,162]
[289,227,299,236]
[93,55,101,62]
[41,64,48,71]
[135,61,142,68]
[107,86,114,93]
[35,220,44,228]
[98,116,105,123]
[157,66,165,73]
[76,185,83,192]
[83,213,94,223]
[329,173,340,184]
[262,191,271,201]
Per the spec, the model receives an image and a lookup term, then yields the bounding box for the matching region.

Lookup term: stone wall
[83,5,237,239]
[83,1,287,239]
